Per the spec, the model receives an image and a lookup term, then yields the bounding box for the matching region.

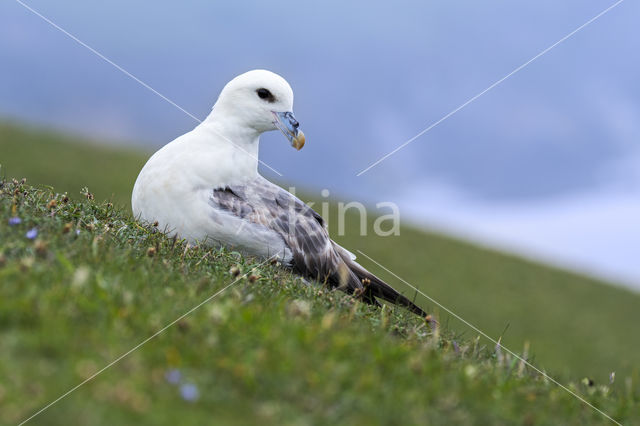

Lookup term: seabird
[132,70,428,317]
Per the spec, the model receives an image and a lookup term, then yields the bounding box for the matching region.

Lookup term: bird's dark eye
[256,88,275,102]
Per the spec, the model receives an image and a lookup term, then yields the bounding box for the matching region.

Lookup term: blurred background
[2,0,639,287]
[2,0,640,387]
[2,0,638,290]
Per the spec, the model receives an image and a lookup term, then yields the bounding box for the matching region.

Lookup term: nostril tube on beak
[283,112,299,129]
[273,111,304,150]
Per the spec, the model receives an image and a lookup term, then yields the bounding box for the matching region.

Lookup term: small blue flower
[180,383,199,402]
[25,228,38,240]
[165,369,181,385]
[8,217,21,226]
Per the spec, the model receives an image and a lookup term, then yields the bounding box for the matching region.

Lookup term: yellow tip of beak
[292,130,305,151]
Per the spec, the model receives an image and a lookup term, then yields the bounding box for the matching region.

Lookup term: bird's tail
[335,248,429,319]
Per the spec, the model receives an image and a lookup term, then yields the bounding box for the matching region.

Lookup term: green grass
[0,122,147,209]
[1,180,638,425]
[1,121,640,424]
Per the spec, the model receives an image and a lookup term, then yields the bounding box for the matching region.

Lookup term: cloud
[400,176,640,289]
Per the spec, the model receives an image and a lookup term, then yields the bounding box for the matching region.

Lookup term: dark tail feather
[345,258,429,318]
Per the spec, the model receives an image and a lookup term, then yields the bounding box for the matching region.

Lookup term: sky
[1,0,638,289]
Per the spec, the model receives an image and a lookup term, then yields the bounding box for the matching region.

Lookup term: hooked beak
[273,111,305,150]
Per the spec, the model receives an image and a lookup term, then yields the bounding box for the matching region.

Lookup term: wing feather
[210,177,428,317]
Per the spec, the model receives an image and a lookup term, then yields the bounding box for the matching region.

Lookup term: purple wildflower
[180,383,199,402]
[25,228,38,240]
[165,369,181,385]
[8,217,22,226]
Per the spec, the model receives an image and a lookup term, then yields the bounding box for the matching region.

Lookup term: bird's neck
[202,108,261,148]
[185,110,262,185]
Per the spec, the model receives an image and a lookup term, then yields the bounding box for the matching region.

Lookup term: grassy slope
[1,122,639,423]
[1,180,637,425]
[0,122,147,209]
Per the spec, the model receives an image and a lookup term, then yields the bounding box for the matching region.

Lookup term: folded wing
[209,177,428,317]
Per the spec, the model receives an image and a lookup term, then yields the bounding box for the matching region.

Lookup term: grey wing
[210,178,429,317]
[210,177,361,292]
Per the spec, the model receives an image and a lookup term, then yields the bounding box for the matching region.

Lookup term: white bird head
[211,69,305,150]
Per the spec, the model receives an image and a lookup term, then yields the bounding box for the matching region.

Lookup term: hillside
[0,122,147,209]
[1,179,638,425]
[1,121,639,424]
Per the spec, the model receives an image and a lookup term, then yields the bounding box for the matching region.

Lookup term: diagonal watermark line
[15,0,201,124]
[356,0,626,176]
[356,249,622,426]
[18,256,275,426]
[14,0,283,177]
[12,0,626,423]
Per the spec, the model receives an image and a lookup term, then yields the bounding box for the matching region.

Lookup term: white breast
[131,127,292,262]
